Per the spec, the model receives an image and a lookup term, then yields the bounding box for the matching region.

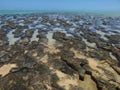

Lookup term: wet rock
[7,20,16,29]
[9,84,27,90]
[22,62,36,69]
[57,18,71,27]
[79,68,86,81]
[16,25,28,30]
[61,50,75,59]
[0,55,11,63]
[49,58,76,75]
[79,59,88,66]
[106,35,120,44]
[25,29,34,38]
[97,42,120,66]
[35,63,50,76]
[30,84,48,90]
[61,57,91,78]
[10,62,36,73]
[97,66,116,81]
[1,25,11,30]
[37,30,47,39]
[17,37,30,46]
[53,32,66,41]
[49,19,56,26]
[72,38,86,50]
[28,41,39,49]
[83,64,92,75]
[74,42,86,50]
[112,66,120,75]
[9,46,25,56]
[13,29,24,38]
[60,61,76,75]
[36,44,45,56]
[0,51,6,57]
[95,78,118,90]
[96,42,112,50]
[0,40,5,46]
[111,50,120,66]
[115,44,120,49]
[70,85,83,90]
[38,29,47,34]
[37,34,46,39]
[51,74,65,90]
[41,16,49,23]
[71,17,80,22]
[10,67,21,73]
[0,30,6,36]
[88,49,109,60]
[61,59,80,71]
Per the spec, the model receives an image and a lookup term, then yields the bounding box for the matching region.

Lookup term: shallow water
[7,29,20,45]
[0,10,120,17]
[30,29,39,42]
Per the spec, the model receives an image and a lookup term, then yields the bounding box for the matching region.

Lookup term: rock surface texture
[0,13,120,90]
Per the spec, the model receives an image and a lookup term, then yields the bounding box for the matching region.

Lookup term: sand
[78,75,97,90]
[56,70,79,90]
[0,64,17,77]
[44,32,60,54]
[40,54,48,63]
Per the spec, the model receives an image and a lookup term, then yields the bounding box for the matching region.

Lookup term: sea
[0,10,120,17]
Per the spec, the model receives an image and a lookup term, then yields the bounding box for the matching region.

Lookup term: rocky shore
[0,13,120,90]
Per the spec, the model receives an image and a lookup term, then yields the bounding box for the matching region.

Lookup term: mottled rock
[88,49,109,60]
[0,40,5,46]
[0,55,11,63]
[25,29,34,38]
[79,68,86,81]
[0,30,6,36]
[0,51,6,58]
[53,32,66,41]
[107,35,120,44]
[70,85,83,90]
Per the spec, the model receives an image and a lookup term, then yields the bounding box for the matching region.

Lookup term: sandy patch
[56,70,78,90]
[109,52,117,60]
[99,62,120,83]
[78,75,97,90]
[0,64,17,77]
[71,48,120,87]
[44,32,60,54]
[71,48,100,69]
[40,54,48,63]
[32,52,38,57]
[71,48,103,75]
[46,32,55,43]
[45,84,52,90]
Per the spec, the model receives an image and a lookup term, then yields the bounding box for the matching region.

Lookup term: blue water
[0,10,120,17]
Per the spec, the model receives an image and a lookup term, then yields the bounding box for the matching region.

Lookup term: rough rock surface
[0,13,120,90]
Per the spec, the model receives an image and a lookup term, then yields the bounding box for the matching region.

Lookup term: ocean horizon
[0,10,120,17]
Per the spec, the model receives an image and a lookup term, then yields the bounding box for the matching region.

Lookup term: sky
[0,0,120,11]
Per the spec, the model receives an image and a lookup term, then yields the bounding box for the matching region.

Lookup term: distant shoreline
[0,10,120,17]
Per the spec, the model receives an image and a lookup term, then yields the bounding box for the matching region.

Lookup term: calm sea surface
[0,10,120,17]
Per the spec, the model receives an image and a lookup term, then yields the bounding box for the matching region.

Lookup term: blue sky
[0,0,120,11]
